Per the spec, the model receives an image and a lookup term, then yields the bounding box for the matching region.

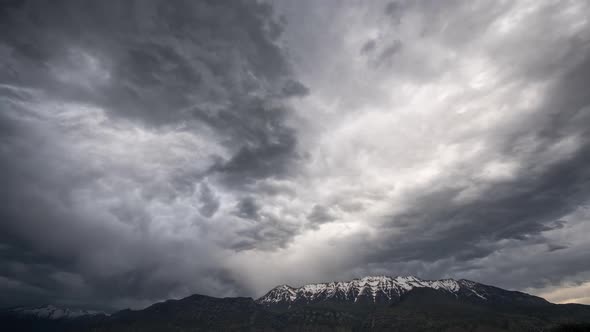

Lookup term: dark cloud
[0,0,305,310]
[2,0,590,311]
[197,183,219,218]
[307,205,336,229]
[384,1,404,19]
[231,197,301,251]
[547,243,569,252]
[376,40,403,66]
[0,0,305,183]
[281,79,310,97]
[208,99,301,187]
[360,39,377,54]
[235,197,260,221]
[232,215,299,251]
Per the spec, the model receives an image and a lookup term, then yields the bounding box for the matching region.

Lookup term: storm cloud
[1,0,590,310]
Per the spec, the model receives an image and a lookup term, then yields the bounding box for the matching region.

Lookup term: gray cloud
[262,0,590,300]
[209,99,301,187]
[0,0,305,185]
[547,243,569,252]
[329,1,590,290]
[231,196,301,251]
[197,183,220,218]
[2,0,590,311]
[233,215,300,252]
[235,197,260,221]
[0,0,306,309]
[307,205,336,229]
[364,23,590,266]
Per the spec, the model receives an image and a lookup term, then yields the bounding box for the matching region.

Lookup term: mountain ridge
[256,275,548,308]
[2,275,590,331]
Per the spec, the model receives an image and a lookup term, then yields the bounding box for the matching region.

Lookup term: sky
[0,0,590,310]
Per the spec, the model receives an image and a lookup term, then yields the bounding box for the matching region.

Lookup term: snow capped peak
[259,284,297,304]
[274,284,296,291]
[256,276,479,306]
[5,304,105,320]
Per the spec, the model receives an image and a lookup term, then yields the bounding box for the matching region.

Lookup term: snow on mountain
[5,304,105,320]
[256,276,489,306]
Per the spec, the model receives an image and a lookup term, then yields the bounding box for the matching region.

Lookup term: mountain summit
[257,275,548,308]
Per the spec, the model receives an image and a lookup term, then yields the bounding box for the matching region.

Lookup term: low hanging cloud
[1,0,590,310]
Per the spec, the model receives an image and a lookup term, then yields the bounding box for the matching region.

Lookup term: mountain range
[2,275,590,331]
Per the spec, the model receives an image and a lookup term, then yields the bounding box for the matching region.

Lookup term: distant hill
[2,276,590,331]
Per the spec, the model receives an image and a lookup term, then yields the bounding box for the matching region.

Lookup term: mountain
[0,304,108,332]
[256,276,549,308]
[2,304,105,320]
[2,276,590,331]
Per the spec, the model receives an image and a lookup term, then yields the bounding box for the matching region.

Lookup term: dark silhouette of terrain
[2,276,590,331]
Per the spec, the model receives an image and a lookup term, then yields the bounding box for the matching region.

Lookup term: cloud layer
[1,0,590,309]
